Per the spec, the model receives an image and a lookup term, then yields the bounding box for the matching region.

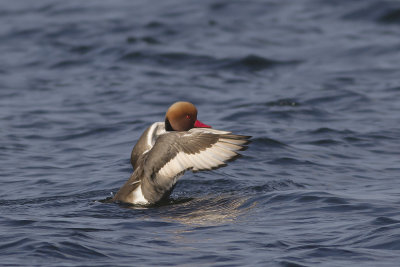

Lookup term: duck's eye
[186,115,191,119]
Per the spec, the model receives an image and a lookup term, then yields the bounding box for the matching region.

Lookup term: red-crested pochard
[112,101,250,205]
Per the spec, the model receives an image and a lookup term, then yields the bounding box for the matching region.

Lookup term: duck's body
[112,102,250,205]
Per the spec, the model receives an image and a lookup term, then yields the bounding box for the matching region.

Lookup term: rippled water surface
[1,0,400,266]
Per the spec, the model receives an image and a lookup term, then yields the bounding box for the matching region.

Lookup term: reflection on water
[113,193,256,226]
[160,194,256,226]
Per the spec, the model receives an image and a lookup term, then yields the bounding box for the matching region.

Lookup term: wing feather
[143,130,250,188]
[215,141,244,151]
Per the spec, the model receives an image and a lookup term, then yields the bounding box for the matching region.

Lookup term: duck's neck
[165,118,174,131]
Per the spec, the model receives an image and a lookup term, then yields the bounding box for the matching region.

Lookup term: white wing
[150,130,250,182]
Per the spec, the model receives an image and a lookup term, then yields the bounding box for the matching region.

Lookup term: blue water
[1,0,400,266]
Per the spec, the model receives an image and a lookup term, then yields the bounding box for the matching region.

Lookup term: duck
[112,101,250,205]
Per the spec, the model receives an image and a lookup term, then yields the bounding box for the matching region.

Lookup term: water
[1,0,400,266]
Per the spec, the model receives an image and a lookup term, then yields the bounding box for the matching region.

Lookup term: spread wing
[114,128,251,204]
[143,129,251,183]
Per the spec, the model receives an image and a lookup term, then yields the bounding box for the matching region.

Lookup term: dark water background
[1,0,400,266]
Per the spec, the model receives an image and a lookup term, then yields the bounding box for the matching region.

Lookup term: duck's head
[165,101,211,131]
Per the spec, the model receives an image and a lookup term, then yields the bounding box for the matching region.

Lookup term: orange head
[165,101,211,131]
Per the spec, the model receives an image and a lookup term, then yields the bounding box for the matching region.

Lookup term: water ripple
[120,50,300,72]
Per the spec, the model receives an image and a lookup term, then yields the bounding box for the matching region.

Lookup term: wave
[120,51,300,72]
[343,1,400,24]
[251,137,287,148]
